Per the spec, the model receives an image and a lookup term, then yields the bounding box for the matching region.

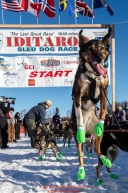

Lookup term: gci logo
[24,64,34,69]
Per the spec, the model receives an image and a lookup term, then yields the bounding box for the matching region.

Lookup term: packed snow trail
[0,135,128,193]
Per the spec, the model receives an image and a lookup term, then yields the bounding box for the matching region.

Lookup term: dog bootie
[100,156,112,168]
[88,152,92,158]
[76,126,86,143]
[75,152,79,156]
[68,144,71,148]
[42,154,46,159]
[94,121,104,137]
[58,152,63,157]
[78,166,85,180]
[110,173,118,179]
[97,177,103,186]
[56,157,61,161]
[38,156,43,161]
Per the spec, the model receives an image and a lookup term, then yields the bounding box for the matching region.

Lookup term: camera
[0,96,16,105]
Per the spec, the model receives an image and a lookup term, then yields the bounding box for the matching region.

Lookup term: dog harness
[81,76,100,104]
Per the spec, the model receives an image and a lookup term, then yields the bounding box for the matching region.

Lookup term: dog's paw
[38,156,43,161]
[56,157,61,161]
[88,152,92,158]
[100,156,112,168]
[76,129,86,143]
[97,177,103,186]
[109,173,118,179]
[68,144,71,148]
[94,122,104,137]
[58,152,63,157]
[78,167,85,180]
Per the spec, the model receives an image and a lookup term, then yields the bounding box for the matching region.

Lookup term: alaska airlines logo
[4,72,17,77]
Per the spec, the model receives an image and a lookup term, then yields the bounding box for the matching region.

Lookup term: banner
[0,55,110,87]
[0,29,108,54]
[0,55,79,87]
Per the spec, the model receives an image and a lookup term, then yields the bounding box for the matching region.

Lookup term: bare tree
[66,110,71,118]
[20,109,27,120]
[53,108,56,116]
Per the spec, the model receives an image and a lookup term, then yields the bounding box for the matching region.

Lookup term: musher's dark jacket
[25,102,46,125]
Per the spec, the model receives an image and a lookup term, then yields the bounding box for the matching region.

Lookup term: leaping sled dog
[71,26,112,180]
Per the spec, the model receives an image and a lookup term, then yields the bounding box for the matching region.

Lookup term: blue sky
[0,0,128,118]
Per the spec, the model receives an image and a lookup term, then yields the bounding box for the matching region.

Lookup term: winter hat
[45,100,52,106]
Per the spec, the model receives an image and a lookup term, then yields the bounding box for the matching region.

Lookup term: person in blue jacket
[25,100,52,148]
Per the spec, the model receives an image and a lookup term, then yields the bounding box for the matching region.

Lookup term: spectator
[104,113,112,128]
[52,112,61,125]
[25,100,52,148]
[6,107,17,143]
[114,105,119,124]
[23,114,29,137]
[118,106,126,123]
[0,100,11,149]
[14,112,22,140]
[114,105,119,117]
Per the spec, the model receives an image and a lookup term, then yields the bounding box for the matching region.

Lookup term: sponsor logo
[95,36,103,40]
[0,33,3,49]
[63,60,79,64]
[17,60,35,69]
[28,79,35,86]
[0,58,11,69]
[64,79,74,85]
[40,59,60,67]
[4,79,15,86]
[4,71,17,78]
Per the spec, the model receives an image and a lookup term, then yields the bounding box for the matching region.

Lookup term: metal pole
[0,24,102,28]
[92,0,93,24]
[112,25,115,113]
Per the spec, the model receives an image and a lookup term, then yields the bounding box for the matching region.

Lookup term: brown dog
[63,120,73,148]
[36,125,62,161]
[71,27,112,180]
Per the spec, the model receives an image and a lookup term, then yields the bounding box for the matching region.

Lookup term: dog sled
[101,122,128,155]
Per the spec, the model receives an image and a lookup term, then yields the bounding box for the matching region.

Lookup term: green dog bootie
[75,152,79,156]
[97,177,103,186]
[78,167,85,180]
[100,156,112,168]
[68,144,71,148]
[38,156,43,161]
[58,152,63,157]
[42,154,46,159]
[56,157,61,161]
[94,122,104,137]
[76,126,86,143]
[110,173,118,179]
[88,152,92,158]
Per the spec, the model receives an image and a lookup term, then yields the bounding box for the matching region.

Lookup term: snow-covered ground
[0,134,128,193]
